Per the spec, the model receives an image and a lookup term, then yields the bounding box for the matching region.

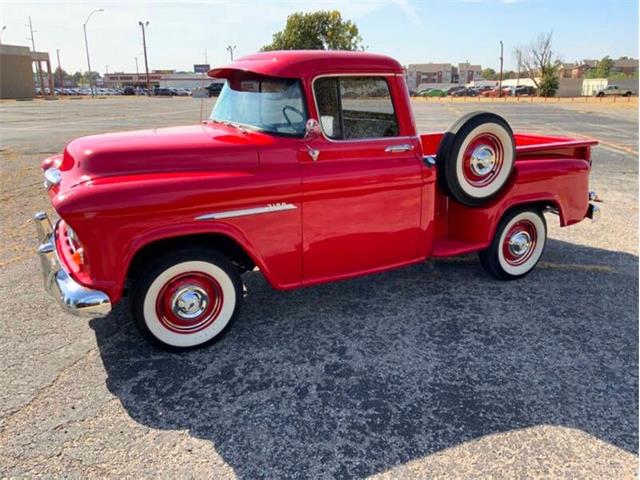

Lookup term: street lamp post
[83,8,104,97]
[0,26,6,45]
[138,21,150,96]
[226,45,236,61]
[56,49,64,91]
[498,40,504,98]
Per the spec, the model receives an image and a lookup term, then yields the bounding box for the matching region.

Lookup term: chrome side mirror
[304,118,321,139]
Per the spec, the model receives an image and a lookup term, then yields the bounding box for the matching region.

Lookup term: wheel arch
[489,197,561,242]
[122,227,274,299]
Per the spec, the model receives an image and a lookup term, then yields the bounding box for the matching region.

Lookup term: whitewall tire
[437,112,515,207]
[131,248,242,350]
[479,208,547,280]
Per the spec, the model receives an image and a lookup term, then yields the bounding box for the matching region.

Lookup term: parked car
[423,88,445,97]
[481,87,511,97]
[206,82,225,97]
[513,85,536,96]
[594,85,635,97]
[450,88,477,97]
[444,86,466,96]
[34,51,600,350]
[123,86,136,95]
[154,87,174,97]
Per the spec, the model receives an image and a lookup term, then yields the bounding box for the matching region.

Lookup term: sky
[1,0,638,75]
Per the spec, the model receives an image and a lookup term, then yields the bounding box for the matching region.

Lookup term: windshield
[210,74,307,136]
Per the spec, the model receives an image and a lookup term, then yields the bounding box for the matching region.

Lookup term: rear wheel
[479,208,547,280]
[131,248,242,350]
[437,112,515,207]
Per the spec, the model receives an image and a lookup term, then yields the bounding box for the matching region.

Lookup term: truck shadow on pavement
[91,239,638,479]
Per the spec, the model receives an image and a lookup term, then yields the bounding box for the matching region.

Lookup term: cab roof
[208,50,404,79]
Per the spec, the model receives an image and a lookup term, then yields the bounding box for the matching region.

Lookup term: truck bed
[420,132,598,258]
[420,132,598,160]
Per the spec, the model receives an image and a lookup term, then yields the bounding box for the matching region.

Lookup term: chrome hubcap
[470,146,496,176]
[508,231,532,257]
[171,286,209,320]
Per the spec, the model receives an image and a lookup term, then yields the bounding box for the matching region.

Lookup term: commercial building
[103,70,223,91]
[457,63,483,84]
[405,62,483,91]
[0,44,54,99]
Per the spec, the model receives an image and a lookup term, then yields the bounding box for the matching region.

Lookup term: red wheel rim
[155,272,223,334]
[462,133,504,187]
[502,220,537,266]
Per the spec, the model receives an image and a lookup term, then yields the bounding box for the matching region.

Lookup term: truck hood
[53,123,261,188]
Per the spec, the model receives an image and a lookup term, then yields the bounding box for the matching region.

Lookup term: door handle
[385,144,414,153]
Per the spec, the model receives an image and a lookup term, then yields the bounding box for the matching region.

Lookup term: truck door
[300,75,423,283]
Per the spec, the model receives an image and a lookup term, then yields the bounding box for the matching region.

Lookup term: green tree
[72,71,84,85]
[261,10,364,51]
[53,67,72,87]
[538,73,559,97]
[595,56,614,77]
[83,71,102,82]
[481,68,496,80]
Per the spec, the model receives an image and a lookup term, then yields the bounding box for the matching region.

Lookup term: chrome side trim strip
[195,203,297,221]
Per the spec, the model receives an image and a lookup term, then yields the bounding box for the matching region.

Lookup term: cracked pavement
[0,97,637,478]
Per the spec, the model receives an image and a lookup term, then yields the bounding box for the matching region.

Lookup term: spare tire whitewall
[438,112,516,207]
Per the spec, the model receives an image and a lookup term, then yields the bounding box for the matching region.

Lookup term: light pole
[138,21,150,95]
[226,45,236,61]
[83,8,104,97]
[56,49,64,91]
[135,56,139,75]
[0,26,6,45]
[498,40,504,97]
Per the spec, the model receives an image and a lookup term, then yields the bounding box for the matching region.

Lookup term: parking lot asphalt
[0,97,637,478]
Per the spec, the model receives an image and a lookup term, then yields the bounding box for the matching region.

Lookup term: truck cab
[35,51,599,350]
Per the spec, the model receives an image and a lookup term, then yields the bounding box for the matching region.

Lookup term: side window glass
[340,77,399,139]
[313,76,400,140]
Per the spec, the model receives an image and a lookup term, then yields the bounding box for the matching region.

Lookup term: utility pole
[83,8,104,97]
[226,45,236,61]
[516,50,522,86]
[56,49,64,90]
[138,21,150,96]
[0,26,6,45]
[27,17,45,96]
[498,40,504,97]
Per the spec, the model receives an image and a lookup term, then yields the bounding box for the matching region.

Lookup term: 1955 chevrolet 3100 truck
[35,51,600,350]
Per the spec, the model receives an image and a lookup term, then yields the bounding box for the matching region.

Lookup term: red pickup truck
[35,51,599,350]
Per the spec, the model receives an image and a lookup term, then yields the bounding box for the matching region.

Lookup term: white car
[594,85,635,97]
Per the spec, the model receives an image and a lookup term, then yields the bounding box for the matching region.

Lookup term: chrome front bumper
[34,212,111,317]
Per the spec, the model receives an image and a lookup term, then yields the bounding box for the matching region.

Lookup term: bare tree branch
[514,31,556,89]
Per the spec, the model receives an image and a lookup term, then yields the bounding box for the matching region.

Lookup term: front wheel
[131,248,243,350]
[479,208,547,280]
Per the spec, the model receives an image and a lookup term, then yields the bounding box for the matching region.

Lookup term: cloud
[390,0,424,28]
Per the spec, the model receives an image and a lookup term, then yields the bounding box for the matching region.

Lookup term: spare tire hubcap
[470,145,496,176]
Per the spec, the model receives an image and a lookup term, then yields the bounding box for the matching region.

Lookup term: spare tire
[436,111,515,207]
